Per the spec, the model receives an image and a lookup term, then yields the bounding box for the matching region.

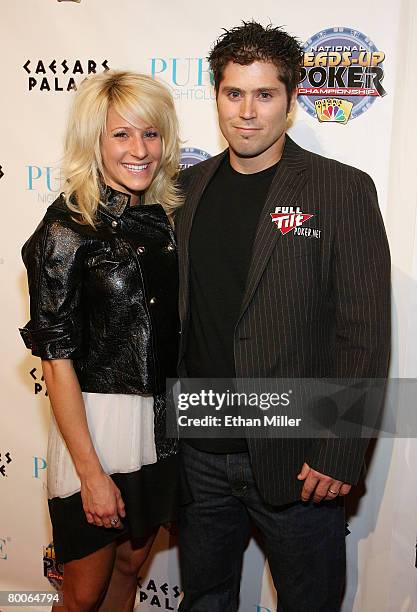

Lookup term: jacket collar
[178,134,309,328]
[237,135,308,321]
[98,182,132,219]
[178,134,307,251]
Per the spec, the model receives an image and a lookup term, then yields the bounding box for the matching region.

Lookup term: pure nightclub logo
[150,57,214,101]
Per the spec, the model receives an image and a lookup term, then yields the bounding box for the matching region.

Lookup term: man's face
[216,60,296,172]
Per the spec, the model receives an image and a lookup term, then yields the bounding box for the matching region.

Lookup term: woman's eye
[113,131,128,138]
[144,130,159,139]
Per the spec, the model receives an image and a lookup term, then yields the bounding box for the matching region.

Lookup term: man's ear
[287,89,297,115]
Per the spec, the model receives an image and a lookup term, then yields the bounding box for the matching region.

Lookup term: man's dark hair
[208,21,303,105]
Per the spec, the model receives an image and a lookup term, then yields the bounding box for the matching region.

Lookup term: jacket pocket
[273,233,322,263]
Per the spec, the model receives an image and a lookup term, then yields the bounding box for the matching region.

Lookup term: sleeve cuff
[19,317,83,360]
[305,438,369,485]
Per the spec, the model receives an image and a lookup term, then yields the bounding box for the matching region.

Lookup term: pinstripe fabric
[176,136,391,506]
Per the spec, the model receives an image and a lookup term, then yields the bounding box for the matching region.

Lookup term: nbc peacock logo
[314,98,353,124]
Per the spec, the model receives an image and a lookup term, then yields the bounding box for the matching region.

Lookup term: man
[176,21,390,612]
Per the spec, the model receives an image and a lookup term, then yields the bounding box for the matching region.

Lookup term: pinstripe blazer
[176,135,391,506]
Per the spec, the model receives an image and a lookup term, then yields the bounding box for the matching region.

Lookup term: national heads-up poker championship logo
[180,147,211,170]
[298,27,386,124]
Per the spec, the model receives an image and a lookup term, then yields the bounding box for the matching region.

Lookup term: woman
[20,70,182,611]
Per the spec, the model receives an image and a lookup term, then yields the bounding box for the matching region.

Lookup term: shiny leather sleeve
[19,219,86,360]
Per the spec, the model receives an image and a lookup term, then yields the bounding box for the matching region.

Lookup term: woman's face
[100,106,162,205]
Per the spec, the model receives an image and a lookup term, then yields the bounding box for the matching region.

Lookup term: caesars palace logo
[30,366,48,396]
[137,576,181,609]
[0,452,12,478]
[298,26,386,124]
[23,59,110,92]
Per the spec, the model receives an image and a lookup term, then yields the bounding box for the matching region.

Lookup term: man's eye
[228,91,241,98]
[259,92,272,99]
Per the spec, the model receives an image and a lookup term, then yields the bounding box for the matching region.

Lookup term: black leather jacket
[20,187,179,401]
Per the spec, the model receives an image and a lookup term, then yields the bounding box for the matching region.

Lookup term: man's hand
[297,462,351,503]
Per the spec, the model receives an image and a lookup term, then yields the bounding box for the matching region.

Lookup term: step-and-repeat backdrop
[1,1,417,610]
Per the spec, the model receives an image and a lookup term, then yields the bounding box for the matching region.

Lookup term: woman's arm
[42,358,125,528]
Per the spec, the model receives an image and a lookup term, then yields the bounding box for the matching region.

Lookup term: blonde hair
[62,70,182,226]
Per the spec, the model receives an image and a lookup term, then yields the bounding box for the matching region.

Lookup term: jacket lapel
[237,136,309,323]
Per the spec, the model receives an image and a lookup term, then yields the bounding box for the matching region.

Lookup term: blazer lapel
[237,136,309,323]
[178,150,227,325]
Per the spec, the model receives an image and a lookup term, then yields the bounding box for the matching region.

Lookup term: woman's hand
[80,471,126,529]
[41,360,127,529]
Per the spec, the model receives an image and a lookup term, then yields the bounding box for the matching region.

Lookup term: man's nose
[240,96,256,119]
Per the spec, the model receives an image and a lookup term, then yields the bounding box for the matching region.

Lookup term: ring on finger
[328,488,338,495]
[110,518,119,526]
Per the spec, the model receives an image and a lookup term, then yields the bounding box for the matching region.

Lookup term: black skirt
[48,454,179,564]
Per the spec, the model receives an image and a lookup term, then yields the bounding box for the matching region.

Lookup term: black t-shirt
[186,155,278,453]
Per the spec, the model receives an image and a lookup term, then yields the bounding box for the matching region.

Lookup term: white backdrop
[1,1,417,611]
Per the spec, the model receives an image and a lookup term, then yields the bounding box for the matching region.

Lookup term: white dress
[47,392,157,499]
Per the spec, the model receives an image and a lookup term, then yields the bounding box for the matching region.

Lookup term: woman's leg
[52,542,117,612]
[99,531,158,612]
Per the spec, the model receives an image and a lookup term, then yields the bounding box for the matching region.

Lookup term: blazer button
[167,243,175,252]
[111,220,118,228]
[149,297,157,305]
[137,246,146,254]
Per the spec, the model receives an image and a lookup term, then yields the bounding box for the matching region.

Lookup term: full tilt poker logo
[298,27,386,124]
[271,206,316,236]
